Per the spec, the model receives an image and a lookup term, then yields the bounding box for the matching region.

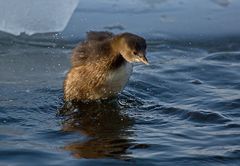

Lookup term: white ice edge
[0,0,79,35]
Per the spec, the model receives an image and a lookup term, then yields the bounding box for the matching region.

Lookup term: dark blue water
[1,0,240,165]
[0,37,240,166]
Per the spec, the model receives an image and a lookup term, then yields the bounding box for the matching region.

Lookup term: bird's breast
[101,62,133,96]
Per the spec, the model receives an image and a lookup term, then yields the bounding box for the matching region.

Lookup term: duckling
[64,31,148,102]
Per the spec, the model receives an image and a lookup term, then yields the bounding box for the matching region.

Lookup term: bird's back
[86,31,114,41]
[71,31,114,67]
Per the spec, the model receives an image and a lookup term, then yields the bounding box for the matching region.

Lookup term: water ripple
[204,51,240,63]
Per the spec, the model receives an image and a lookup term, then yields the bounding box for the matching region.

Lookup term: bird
[63,31,148,102]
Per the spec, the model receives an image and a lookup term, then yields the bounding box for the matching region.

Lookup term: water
[0,37,240,166]
[1,0,240,165]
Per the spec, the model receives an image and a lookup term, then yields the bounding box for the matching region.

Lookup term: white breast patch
[104,62,133,95]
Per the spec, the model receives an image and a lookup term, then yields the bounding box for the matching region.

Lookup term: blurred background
[0,0,240,42]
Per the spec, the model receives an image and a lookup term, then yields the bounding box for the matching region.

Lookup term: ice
[0,0,79,35]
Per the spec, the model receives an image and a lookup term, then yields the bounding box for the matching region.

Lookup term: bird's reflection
[58,100,135,160]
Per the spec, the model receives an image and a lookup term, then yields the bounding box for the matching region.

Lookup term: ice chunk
[0,0,79,35]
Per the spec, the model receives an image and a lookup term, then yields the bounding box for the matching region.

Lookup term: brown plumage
[64,31,148,102]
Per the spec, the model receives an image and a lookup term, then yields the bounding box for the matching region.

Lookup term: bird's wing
[71,41,92,66]
[86,31,114,41]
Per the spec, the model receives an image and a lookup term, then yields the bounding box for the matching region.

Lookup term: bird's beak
[138,53,149,65]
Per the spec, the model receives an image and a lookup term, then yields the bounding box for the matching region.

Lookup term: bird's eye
[133,51,138,55]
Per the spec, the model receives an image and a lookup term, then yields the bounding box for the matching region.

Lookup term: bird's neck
[109,35,122,55]
[101,36,127,70]
[108,54,126,70]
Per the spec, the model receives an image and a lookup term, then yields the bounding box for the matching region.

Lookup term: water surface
[0,37,240,166]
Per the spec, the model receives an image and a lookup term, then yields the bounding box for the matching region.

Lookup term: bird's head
[115,33,148,65]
